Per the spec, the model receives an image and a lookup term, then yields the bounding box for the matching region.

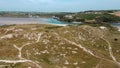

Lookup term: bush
[95,13,120,23]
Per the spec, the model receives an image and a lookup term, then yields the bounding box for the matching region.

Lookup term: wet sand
[0,17,68,26]
[0,17,47,24]
[116,26,120,31]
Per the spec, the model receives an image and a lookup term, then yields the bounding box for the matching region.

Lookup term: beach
[116,26,120,31]
[0,17,68,26]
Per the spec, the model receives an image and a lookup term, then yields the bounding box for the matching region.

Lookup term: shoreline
[116,26,120,31]
[112,25,120,31]
[0,22,68,27]
[47,23,68,26]
[0,17,68,26]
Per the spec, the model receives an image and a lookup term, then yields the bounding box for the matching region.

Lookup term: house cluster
[28,14,40,18]
[64,15,74,19]
[80,11,103,14]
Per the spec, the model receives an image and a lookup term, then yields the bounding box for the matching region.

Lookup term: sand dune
[110,11,120,17]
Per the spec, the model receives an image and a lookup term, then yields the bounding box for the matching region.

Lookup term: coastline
[0,17,68,26]
[111,23,120,31]
[116,26,120,31]
[47,23,68,26]
[0,21,68,27]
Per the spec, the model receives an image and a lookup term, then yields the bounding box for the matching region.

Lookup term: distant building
[84,11,102,14]
[64,15,74,19]
[28,14,33,18]
[52,16,60,20]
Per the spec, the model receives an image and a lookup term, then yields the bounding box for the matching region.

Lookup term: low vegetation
[0,24,119,68]
[56,10,120,23]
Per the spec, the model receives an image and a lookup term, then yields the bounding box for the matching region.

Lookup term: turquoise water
[111,23,120,26]
[43,18,69,24]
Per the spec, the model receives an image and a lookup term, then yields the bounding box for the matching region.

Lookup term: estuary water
[111,23,120,26]
[0,17,120,27]
[0,17,69,26]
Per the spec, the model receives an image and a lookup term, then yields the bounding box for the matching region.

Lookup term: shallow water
[0,17,69,25]
[111,23,120,26]
[0,17,120,27]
